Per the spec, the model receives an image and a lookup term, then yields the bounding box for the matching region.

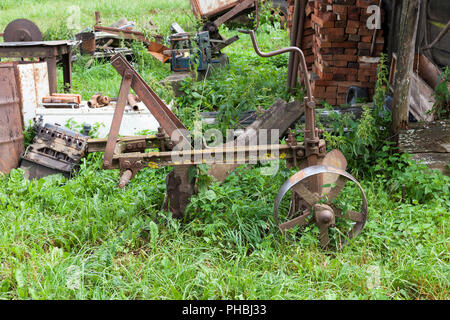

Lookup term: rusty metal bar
[287,0,301,88]
[290,0,307,89]
[110,54,189,143]
[239,29,313,101]
[102,142,313,169]
[87,135,160,153]
[102,70,133,169]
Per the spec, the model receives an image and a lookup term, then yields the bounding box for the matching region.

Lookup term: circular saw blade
[3,19,43,42]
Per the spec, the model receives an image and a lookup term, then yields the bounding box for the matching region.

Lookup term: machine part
[3,19,43,42]
[87,94,111,108]
[42,103,80,109]
[42,95,80,104]
[0,41,74,94]
[241,26,368,247]
[0,63,25,175]
[50,93,82,104]
[93,12,169,63]
[274,164,368,248]
[127,94,140,111]
[163,165,195,218]
[168,31,233,72]
[75,32,96,54]
[20,118,89,180]
[288,0,307,89]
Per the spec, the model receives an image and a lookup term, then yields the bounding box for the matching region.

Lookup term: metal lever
[238,29,313,102]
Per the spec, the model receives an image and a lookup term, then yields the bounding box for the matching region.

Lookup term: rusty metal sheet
[0,63,25,174]
[16,62,49,125]
[190,0,241,18]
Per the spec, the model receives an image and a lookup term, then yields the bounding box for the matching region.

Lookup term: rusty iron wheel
[273,164,368,249]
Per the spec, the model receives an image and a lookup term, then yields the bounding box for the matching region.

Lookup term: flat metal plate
[0,40,77,47]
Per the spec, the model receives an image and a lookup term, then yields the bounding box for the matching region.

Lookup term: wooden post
[391,0,421,137]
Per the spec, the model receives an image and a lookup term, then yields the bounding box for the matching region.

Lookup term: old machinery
[84,46,368,248]
[20,117,89,180]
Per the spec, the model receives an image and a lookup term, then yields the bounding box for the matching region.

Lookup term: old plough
[87,31,368,248]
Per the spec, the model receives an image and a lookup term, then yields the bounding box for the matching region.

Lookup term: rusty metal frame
[102,53,190,170]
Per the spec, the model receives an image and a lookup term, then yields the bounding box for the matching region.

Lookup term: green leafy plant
[320,53,392,178]
[430,66,449,120]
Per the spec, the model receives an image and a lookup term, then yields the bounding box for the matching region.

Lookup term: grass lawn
[0,0,449,299]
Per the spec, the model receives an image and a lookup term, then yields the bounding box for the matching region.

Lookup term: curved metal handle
[239,29,313,101]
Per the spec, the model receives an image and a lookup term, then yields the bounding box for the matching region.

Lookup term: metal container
[190,0,241,18]
[75,32,96,54]
[0,62,25,174]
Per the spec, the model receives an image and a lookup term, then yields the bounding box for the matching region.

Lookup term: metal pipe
[119,169,133,188]
[239,29,313,101]
[287,0,301,88]
[290,0,307,89]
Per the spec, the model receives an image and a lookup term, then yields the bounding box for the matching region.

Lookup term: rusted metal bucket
[0,62,25,174]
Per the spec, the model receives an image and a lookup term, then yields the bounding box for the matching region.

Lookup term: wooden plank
[409,72,435,122]
[416,54,442,89]
[208,98,305,182]
[398,120,450,154]
[410,153,450,176]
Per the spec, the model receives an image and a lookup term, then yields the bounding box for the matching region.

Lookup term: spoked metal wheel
[274,150,368,248]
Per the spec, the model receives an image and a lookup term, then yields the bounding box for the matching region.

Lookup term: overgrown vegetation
[0,0,448,300]
[431,66,449,120]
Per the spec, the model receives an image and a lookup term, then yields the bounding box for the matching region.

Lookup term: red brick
[345,27,358,34]
[347,20,361,28]
[332,4,348,14]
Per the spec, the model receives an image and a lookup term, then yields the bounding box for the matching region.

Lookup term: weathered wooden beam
[398,120,450,175]
[208,98,305,182]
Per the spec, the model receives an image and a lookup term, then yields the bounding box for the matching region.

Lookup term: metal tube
[239,29,313,101]
[119,169,133,188]
[287,0,301,88]
[290,0,307,89]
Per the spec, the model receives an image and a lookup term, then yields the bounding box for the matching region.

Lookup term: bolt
[135,161,143,169]
[317,210,334,225]
[123,160,131,168]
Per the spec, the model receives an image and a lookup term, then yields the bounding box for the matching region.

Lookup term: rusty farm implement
[82,30,368,248]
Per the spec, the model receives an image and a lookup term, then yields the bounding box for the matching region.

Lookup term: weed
[430,66,449,120]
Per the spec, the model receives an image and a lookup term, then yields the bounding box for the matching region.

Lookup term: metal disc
[3,19,43,42]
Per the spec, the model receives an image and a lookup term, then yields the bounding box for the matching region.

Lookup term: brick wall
[288,0,384,106]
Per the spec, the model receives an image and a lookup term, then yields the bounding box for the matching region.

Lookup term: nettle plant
[431,66,449,120]
[320,53,391,178]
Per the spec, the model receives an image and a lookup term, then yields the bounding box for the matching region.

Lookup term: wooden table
[0,40,75,94]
